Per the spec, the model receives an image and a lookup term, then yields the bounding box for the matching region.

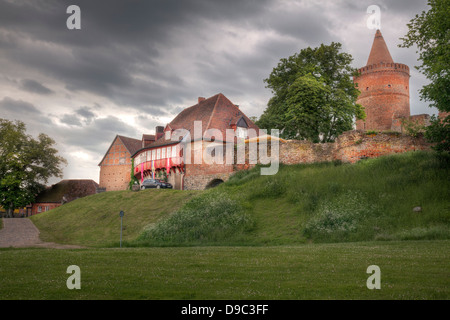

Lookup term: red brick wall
[99,164,132,191]
[278,130,431,165]
[183,141,235,190]
[99,138,133,191]
[354,63,410,131]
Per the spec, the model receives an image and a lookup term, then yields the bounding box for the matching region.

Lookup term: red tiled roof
[366,29,394,66]
[118,135,141,155]
[130,93,260,157]
[149,93,259,148]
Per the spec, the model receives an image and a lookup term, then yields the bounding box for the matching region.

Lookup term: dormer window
[235,116,249,139]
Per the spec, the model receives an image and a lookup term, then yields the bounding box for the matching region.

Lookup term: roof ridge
[205,93,223,131]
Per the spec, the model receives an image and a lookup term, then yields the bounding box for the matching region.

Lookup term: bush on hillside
[303,191,378,242]
[136,193,254,246]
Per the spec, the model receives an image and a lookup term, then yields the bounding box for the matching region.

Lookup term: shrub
[303,191,377,242]
[136,193,254,245]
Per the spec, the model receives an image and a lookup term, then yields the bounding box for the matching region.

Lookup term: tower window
[366,87,369,91]
[387,84,391,88]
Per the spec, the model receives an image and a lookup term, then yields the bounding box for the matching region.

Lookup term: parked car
[155,179,173,189]
[140,179,173,189]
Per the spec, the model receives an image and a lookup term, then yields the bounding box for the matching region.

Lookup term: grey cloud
[20,79,53,94]
[60,106,97,127]
[60,113,82,126]
[75,106,95,121]
[0,96,42,114]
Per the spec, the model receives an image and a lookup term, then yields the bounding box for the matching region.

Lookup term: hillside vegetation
[31,151,450,247]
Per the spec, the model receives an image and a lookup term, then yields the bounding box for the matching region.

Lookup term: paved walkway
[0,218,84,249]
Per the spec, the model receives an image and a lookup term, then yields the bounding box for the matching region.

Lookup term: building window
[366,87,369,91]
[157,148,161,160]
[162,148,166,159]
[38,206,42,213]
[167,146,171,158]
[387,84,391,88]
[236,127,248,139]
[45,206,49,212]
[172,146,177,158]
[152,150,156,160]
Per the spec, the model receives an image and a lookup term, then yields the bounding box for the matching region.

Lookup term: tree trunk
[6,207,14,218]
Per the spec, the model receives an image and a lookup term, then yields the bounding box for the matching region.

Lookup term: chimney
[198,97,206,103]
[156,126,164,140]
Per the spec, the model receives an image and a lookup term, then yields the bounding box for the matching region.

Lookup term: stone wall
[183,172,233,190]
[280,130,431,165]
[178,131,432,190]
[333,130,430,163]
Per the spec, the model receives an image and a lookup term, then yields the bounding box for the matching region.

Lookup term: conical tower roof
[366,29,394,66]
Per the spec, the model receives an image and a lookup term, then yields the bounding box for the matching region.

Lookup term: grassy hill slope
[31,151,450,247]
[31,189,200,246]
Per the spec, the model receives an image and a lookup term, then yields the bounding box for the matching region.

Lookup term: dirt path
[0,218,84,249]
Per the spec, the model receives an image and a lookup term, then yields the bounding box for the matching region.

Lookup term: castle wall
[183,140,235,190]
[246,130,431,167]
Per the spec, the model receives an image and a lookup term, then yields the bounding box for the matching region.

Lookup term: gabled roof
[169,93,259,136]
[98,135,141,166]
[35,179,99,203]
[131,93,260,156]
[118,135,142,154]
[366,29,394,66]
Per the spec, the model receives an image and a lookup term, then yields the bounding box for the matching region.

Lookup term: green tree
[0,119,67,217]
[257,42,364,142]
[400,0,449,153]
[399,0,449,113]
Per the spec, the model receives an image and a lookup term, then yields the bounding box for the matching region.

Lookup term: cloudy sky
[0,0,434,184]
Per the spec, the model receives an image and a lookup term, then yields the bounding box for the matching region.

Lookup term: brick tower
[354,29,410,131]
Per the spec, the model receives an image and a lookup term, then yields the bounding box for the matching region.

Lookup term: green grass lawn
[0,241,448,300]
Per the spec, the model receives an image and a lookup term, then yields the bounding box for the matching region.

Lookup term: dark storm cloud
[0,0,271,111]
[0,96,42,114]
[19,79,54,95]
